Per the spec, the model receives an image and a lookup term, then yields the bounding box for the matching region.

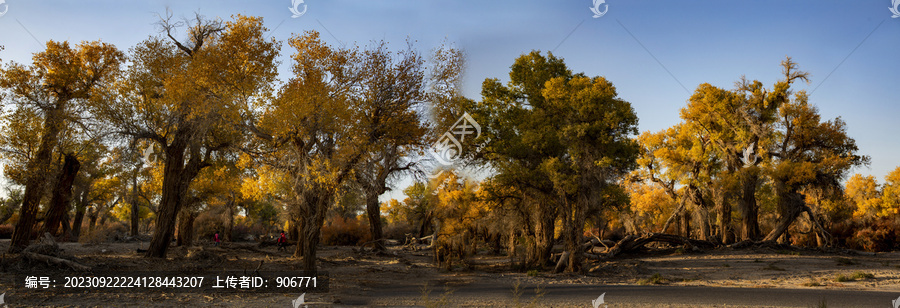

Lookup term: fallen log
[554,251,570,273]
[587,246,607,254]
[606,233,715,258]
[22,252,91,271]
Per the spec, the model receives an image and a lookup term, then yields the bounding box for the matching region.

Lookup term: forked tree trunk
[42,153,81,236]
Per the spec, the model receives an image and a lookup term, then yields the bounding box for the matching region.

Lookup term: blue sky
[1,0,899,201]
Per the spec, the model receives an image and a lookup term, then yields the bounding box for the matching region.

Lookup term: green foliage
[474,51,638,272]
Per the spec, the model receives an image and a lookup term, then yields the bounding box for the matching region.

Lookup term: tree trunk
[687,186,710,241]
[738,169,761,241]
[561,194,585,273]
[294,187,329,272]
[660,197,685,234]
[288,216,300,249]
[762,183,804,242]
[225,195,234,242]
[365,190,385,251]
[679,209,691,238]
[568,199,585,272]
[60,212,72,240]
[130,173,140,237]
[10,106,66,252]
[715,188,732,244]
[88,208,98,232]
[41,153,81,236]
[146,135,204,258]
[176,208,196,246]
[418,209,433,238]
[71,188,89,239]
[533,204,555,268]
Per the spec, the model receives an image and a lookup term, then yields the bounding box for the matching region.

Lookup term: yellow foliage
[625,180,676,231]
[881,167,900,217]
[846,174,884,219]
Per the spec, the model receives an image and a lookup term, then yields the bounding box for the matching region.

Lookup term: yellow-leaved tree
[0,40,123,251]
[95,13,279,257]
[846,174,884,220]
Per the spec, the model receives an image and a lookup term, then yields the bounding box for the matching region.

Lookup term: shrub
[79,222,128,245]
[0,224,13,239]
[321,216,371,246]
[847,218,900,252]
[638,273,666,285]
[384,221,415,241]
[194,211,224,242]
[850,271,874,280]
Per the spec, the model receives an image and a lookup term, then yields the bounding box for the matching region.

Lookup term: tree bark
[145,134,204,258]
[87,206,98,232]
[365,190,385,251]
[225,195,234,242]
[130,173,140,237]
[10,106,66,252]
[738,169,761,241]
[687,186,711,241]
[176,208,196,246]
[715,188,732,244]
[294,186,329,272]
[71,184,90,239]
[533,204,555,268]
[762,183,805,242]
[41,154,81,237]
[679,209,691,238]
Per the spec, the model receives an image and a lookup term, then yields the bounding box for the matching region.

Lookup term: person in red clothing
[276,230,288,251]
[214,231,221,247]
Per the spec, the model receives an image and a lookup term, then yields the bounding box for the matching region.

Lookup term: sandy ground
[0,239,897,307]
